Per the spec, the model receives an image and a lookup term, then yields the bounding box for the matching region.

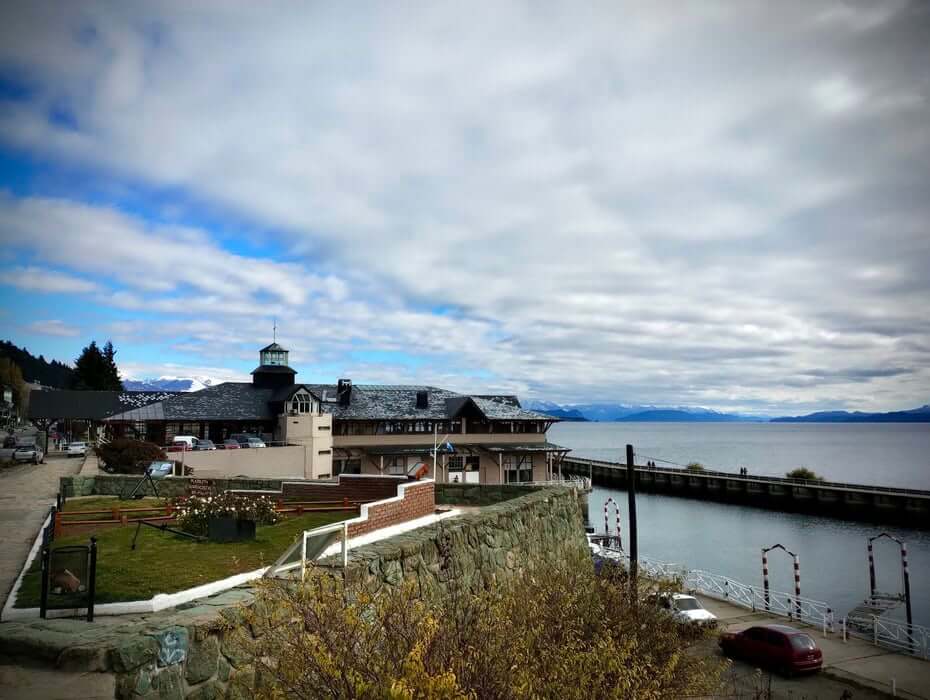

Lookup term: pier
[563,456,930,528]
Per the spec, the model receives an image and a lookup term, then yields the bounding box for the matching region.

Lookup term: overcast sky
[0,1,928,415]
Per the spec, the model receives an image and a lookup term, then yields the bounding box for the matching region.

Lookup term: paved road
[0,454,82,612]
[696,594,930,699]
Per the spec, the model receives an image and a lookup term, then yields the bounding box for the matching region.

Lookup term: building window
[504,455,533,483]
[385,456,407,475]
[291,391,313,414]
[334,459,361,476]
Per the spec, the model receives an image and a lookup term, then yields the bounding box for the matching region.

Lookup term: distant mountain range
[123,377,213,392]
[523,401,762,422]
[770,405,930,423]
[525,400,930,423]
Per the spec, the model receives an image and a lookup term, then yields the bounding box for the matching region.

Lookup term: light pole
[432,424,454,482]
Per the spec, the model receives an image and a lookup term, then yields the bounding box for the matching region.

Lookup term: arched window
[291,391,313,414]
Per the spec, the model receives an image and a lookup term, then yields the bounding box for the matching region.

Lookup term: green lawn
[16,510,351,607]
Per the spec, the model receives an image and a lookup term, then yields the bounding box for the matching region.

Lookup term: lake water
[549,422,930,627]
[549,421,930,489]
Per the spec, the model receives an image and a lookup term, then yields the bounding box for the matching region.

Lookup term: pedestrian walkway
[697,593,930,699]
[0,456,82,611]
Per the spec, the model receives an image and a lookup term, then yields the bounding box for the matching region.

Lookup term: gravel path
[0,455,82,611]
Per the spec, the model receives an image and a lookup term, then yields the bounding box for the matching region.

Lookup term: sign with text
[188,478,216,499]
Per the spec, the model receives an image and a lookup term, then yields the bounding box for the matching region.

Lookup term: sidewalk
[697,594,930,699]
[0,456,82,611]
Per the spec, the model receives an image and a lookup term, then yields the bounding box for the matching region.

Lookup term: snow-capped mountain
[522,400,759,422]
[123,376,215,392]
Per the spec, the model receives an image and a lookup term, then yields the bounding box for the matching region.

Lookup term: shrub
[173,492,278,536]
[96,439,167,474]
[239,552,725,698]
[786,467,823,481]
[686,462,705,472]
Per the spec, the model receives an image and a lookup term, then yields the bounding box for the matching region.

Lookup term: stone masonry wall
[0,487,587,699]
[347,481,435,538]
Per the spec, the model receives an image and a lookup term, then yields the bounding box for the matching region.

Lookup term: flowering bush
[173,492,278,536]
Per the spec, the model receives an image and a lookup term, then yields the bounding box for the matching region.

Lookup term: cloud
[23,319,80,337]
[0,1,928,413]
[0,266,99,294]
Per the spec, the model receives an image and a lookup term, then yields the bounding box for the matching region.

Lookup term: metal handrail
[564,457,930,498]
[845,615,930,660]
[597,546,835,633]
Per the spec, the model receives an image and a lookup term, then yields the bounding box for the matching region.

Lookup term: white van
[171,436,200,450]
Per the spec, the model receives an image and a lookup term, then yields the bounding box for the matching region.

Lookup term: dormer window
[291,391,313,414]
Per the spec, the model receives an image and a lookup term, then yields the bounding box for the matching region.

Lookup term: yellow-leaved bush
[234,544,727,699]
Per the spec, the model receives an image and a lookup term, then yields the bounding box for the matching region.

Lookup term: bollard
[892,678,897,696]
[874,617,879,645]
[842,617,847,642]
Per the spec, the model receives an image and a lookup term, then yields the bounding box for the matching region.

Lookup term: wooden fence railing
[54,498,370,537]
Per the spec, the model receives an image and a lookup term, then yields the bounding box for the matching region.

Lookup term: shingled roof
[29,390,177,420]
[305,384,551,421]
[102,382,553,423]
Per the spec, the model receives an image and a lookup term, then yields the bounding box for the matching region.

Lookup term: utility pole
[627,443,638,593]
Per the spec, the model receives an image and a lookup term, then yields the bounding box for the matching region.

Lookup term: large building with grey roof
[94,342,569,483]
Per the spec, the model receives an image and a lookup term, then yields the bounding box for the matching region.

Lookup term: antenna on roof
[273,317,277,343]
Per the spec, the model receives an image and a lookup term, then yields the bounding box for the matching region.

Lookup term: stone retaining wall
[0,487,586,699]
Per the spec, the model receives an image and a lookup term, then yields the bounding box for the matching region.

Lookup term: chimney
[416,390,429,410]
[337,379,352,407]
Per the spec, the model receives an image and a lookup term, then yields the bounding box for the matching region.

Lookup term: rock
[110,637,160,673]
[226,664,255,700]
[217,656,232,683]
[185,679,223,700]
[154,665,184,700]
[220,630,254,669]
[185,635,218,685]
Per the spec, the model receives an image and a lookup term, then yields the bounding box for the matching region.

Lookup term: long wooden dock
[562,456,930,528]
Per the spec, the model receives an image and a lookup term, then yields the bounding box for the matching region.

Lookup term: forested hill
[0,340,74,388]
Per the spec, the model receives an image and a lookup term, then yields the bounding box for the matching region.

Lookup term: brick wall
[347,481,436,538]
[281,475,406,503]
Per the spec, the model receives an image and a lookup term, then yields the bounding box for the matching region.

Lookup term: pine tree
[72,340,124,391]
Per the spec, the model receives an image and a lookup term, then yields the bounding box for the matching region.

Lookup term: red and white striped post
[604,497,622,550]
[762,544,798,617]
[902,541,913,632]
[762,549,770,611]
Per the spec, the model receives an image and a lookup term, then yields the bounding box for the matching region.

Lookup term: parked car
[13,444,45,464]
[222,439,241,449]
[195,439,216,451]
[172,436,200,450]
[650,593,717,626]
[719,624,822,676]
[67,442,88,458]
[229,433,266,448]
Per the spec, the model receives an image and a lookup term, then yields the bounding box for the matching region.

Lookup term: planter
[207,516,256,543]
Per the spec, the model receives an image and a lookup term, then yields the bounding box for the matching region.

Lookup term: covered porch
[337,442,571,485]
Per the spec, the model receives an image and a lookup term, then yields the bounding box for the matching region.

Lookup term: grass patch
[16,510,352,607]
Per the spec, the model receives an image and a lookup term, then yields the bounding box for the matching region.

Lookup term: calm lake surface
[550,421,930,489]
[549,422,930,627]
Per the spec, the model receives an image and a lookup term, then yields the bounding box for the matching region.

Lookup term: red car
[719,624,822,676]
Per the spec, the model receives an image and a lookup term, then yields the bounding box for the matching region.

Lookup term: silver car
[13,445,45,464]
[67,442,88,457]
